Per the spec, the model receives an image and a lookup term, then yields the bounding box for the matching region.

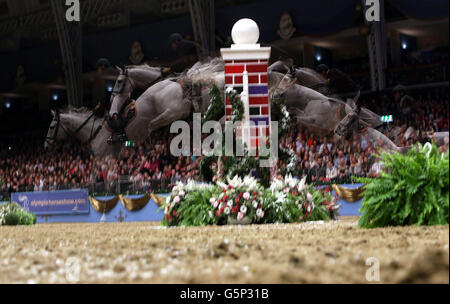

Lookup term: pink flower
[243,192,250,200]
[213,201,219,208]
[173,196,180,203]
[284,187,289,193]
[237,212,244,221]
[307,193,313,201]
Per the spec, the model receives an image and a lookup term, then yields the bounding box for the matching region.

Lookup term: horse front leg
[147,109,188,135]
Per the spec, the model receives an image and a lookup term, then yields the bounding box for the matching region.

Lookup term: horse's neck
[62,113,101,142]
[129,67,161,88]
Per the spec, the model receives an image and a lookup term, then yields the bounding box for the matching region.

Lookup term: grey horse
[44,108,122,157]
[107,64,166,143]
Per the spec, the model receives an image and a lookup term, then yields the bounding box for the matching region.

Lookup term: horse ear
[51,110,55,117]
[346,98,356,111]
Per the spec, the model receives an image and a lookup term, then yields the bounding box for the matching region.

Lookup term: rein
[46,112,103,146]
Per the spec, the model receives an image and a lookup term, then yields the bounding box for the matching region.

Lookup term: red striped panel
[231,74,260,84]
[249,96,269,105]
[246,64,268,73]
[226,108,232,116]
[261,106,269,115]
[250,128,259,137]
[248,75,259,83]
[225,76,233,85]
[251,138,260,148]
[259,126,269,137]
[225,65,245,74]
[260,74,268,83]
[226,97,230,105]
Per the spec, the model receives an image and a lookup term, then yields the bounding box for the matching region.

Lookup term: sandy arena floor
[0,217,448,284]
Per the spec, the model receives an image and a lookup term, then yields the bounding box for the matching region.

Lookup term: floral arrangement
[162,180,218,226]
[266,175,340,223]
[161,175,339,227]
[215,176,265,223]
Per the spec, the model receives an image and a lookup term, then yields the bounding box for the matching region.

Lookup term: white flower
[227,200,233,207]
[209,211,214,218]
[164,205,170,214]
[240,205,247,214]
[237,212,244,220]
[256,209,264,218]
[306,193,313,201]
[179,190,185,197]
[213,201,219,208]
[285,174,298,188]
[209,197,216,205]
[252,200,258,209]
[298,177,307,191]
[307,205,311,213]
[224,207,231,215]
[243,192,250,200]
[219,203,224,210]
[270,178,284,193]
[173,196,180,203]
[173,186,178,192]
[225,87,234,95]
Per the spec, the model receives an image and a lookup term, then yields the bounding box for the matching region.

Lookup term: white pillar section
[242,67,250,148]
[221,18,271,152]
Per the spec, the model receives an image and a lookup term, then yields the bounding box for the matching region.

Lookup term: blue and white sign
[11,189,90,215]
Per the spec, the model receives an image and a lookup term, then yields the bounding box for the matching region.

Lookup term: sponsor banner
[11,190,90,215]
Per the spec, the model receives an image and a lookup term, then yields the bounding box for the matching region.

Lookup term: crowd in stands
[0,87,448,199]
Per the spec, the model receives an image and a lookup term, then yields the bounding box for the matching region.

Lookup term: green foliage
[0,202,37,226]
[271,97,290,138]
[358,144,449,228]
[202,85,225,123]
[227,89,244,123]
[198,155,216,183]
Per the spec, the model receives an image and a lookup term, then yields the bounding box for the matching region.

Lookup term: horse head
[333,92,361,139]
[44,109,63,151]
[109,66,133,118]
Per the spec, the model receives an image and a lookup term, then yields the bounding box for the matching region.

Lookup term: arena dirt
[0,217,448,284]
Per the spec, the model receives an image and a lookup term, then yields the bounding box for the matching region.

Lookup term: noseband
[45,112,103,147]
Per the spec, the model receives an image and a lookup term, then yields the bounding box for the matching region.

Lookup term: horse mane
[124,64,161,72]
[61,105,93,115]
[185,57,224,84]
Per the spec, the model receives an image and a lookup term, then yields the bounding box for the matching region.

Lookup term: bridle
[45,110,103,148]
